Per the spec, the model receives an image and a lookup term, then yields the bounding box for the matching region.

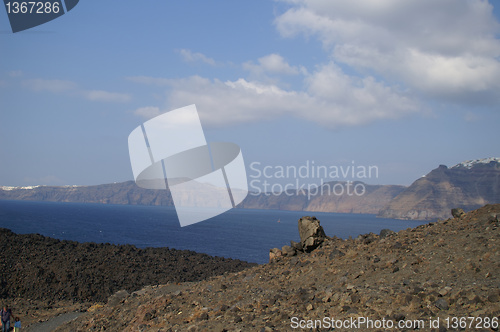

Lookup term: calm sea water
[0,200,427,264]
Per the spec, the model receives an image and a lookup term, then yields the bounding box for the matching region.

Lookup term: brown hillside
[57,204,500,331]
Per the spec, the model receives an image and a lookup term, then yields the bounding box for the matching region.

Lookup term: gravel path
[25,312,83,332]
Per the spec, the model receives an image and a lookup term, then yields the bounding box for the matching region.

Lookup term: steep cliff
[240,181,406,214]
[0,181,404,214]
[378,158,500,220]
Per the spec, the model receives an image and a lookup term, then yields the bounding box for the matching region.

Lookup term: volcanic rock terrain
[55,204,500,331]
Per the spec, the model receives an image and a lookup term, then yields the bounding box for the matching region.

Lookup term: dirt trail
[25,312,83,332]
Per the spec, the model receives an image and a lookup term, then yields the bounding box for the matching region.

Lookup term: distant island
[1,158,499,220]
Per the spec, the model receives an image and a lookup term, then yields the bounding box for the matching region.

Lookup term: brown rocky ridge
[239,181,406,214]
[56,204,500,331]
[379,158,500,220]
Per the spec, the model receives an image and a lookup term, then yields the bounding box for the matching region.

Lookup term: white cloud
[131,62,417,128]
[178,49,217,66]
[243,53,302,76]
[133,106,161,119]
[22,78,131,103]
[130,0,500,128]
[275,0,500,104]
[83,90,131,103]
[303,63,417,124]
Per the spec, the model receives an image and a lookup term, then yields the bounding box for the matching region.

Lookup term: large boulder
[298,216,326,252]
[451,208,465,219]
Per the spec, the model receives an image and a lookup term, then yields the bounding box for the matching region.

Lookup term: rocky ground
[53,204,500,331]
[0,229,255,328]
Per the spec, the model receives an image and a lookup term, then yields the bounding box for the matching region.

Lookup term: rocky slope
[0,229,254,304]
[378,158,500,220]
[57,204,500,331]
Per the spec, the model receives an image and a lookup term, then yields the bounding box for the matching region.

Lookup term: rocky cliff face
[378,158,500,220]
[239,181,406,214]
[0,180,405,214]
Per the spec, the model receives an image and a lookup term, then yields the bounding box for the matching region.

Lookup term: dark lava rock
[0,228,256,303]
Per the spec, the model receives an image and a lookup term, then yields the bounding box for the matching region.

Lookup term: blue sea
[0,200,427,264]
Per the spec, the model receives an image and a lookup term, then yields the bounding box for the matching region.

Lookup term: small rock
[346,307,358,314]
[438,287,452,297]
[487,292,499,302]
[281,245,296,257]
[143,309,156,321]
[435,298,449,310]
[329,248,345,259]
[107,290,129,307]
[341,305,351,312]
[197,312,209,321]
[269,248,282,262]
[306,303,313,311]
[290,240,303,251]
[469,295,483,305]
[380,229,395,238]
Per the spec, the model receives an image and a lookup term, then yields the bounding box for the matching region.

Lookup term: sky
[0,0,499,188]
